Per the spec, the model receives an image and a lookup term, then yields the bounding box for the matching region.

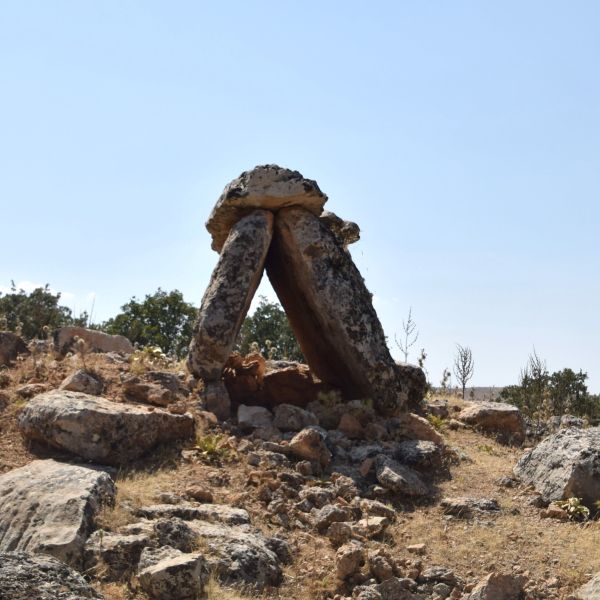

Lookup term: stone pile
[188,165,423,418]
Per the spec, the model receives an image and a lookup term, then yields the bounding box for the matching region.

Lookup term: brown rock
[60,370,103,395]
[458,401,525,444]
[266,207,406,415]
[206,164,327,252]
[262,362,324,407]
[392,413,444,445]
[540,503,569,520]
[188,210,273,381]
[184,486,214,503]
[289,427,332,466]
[338,413,365,439]
[54,326,133,356]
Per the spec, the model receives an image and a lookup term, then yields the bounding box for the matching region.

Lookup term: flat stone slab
[135,503,250,526]
[206,164,327,252]
[0,460,115,567]
[18,390,194,465]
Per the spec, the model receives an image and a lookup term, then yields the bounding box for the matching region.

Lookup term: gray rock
[122,375,177,406]
[377,577,423,600]
[319,210,360,247]
[200,380,231,421]
[54,326,133,356]
[206,164,327,252]
[60,369,103,395]
[138,546,208,600]
[237,404,273,431]
[152,518,199,552]
[0,459,115,568]
[83,530,151,581]
[458,401,525,444]
[188,522,282,588]
[0,552,104,599]
[188,210,273,382]
[18,390,194,465]
[273,403,318,431]
[468,572,526,599]
[266,207,409,415]
[314,504,356,532]
[513,427,600,508]
[136,503,250,526]
[440,497,500,517]
[375,455,429,497]
[395,440,442,470]
[0,331,28,366]
[576,572,600,600]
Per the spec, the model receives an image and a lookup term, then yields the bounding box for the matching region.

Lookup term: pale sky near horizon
[1,2,599,391]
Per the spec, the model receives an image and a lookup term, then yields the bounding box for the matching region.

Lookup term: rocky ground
[1,343,599,600]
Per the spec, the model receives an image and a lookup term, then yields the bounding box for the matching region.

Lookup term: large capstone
[18,390,194,465]
[188,210,273,382]
[0,460,115,568]
[206,165,327,252]
[266,207,406,414]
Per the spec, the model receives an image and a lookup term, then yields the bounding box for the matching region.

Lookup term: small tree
[395,307,418,363]
[453,344,474,399]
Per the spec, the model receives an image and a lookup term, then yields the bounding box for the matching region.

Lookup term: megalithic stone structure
[188,164,418,418]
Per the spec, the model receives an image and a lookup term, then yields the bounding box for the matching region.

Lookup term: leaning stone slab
[513,427,600,509]
[19,390,194,465]
[0,460,115,568]
[206,164,327,252]
[188,210,273,382]
[54,326,133,356]
[0,552,104,600]
[266,207,407,414]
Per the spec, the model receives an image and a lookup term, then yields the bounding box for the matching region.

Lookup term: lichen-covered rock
[394,362,428,412]
[200,380,231,421]
[319,210,360,247]
[0,552,104,599]
[60,369,103,395]
[576,572,600,600]
[0,331,28,366]
[206,164,327,252]
[0,460,115,567]
[188,210,273,382]
[387,413,444,445]
[458,401,525,444]
[135,503,250,526]
[273,403,318,431]
[375,455,429,497]
[138,546,208,600]
[266,207,406,415]
[54,326,133,356]
[513,427,600,508]
[18,391,194,465]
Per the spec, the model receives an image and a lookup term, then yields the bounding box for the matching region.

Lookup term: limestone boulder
[54,326,133,356]
[266,207,406,415]
[468,572,526,599]
[262,361,326,407]
[320,210,360,247]
[394,362,428,411]
[188,210,273,382]
[273,403,318,431]
[576,573,600,600]
[458,401,525,444]
[0,460,115,567]
[375,455,429,497]
[0,331,29,366]
[513,427,600,508]
[289,427,332,466]
[206,164,327,252]
[18,391,194,465]
[0,552,104,600]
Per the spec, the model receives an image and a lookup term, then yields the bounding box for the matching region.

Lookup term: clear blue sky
[1,2,599,391]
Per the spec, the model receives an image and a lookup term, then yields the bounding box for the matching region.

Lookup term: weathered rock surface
[289,427,332,466]
[388,413,444,445]
[54,326,133,356]
[266,207,407,414]
[237,404,273,431]
[0,459,115,567]
[0,551,104,599]
[468,572,526,599]
[60,369,103,395]
[396,440,442,470]
[375,455,429,497]
[320,210,360,247]
[576,572,600,600]
[458,401,525,443]
[19,391,194,465]
[273,403,318,431]
[122,374,181,406]
[188,210,273,382]
[441,497,500,517]
[513,427,600,508]
[394,362,428,412]
[138,545,208,600]
[0,331,28,366]
[335,541,365,580]
[136,503,250,526]
[262,362,326,407]
[206,164,327,252]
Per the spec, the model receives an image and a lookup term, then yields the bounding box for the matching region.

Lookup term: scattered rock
[540,503,569,520]
[468,572,526,599]
[407,543,427,555]
[458,401,525,444]
[183,485,214,503]
[135,503,250,526]
[396,440,443,470]
[315,504,357,532]
[18,390,194,465]
[368,548,395,582]
[289,427,332,466]
[388,413,444,445]
[138,546,208,600]
[352,516,390,538]
[513,427,600,508]
[440,497,500,517]
[60,369,103,395]
[0,331,28,366]
[0,459,115,567]
[122,375,177,406]
[0,552,104,599]
[359,498,396,521]
[273,403,318,431]
[335,541,365,580]
[15,382,49,398]
[54,326,133,356]
[427,401,449,419]
[375,455,429,497]
[188,210,274,381]
[237,404,273,431]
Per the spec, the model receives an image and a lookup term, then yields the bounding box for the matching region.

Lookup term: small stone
[60,370,103,395]
[335,541,365,580]
[406,543,426,555]
[237,404,273,431]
